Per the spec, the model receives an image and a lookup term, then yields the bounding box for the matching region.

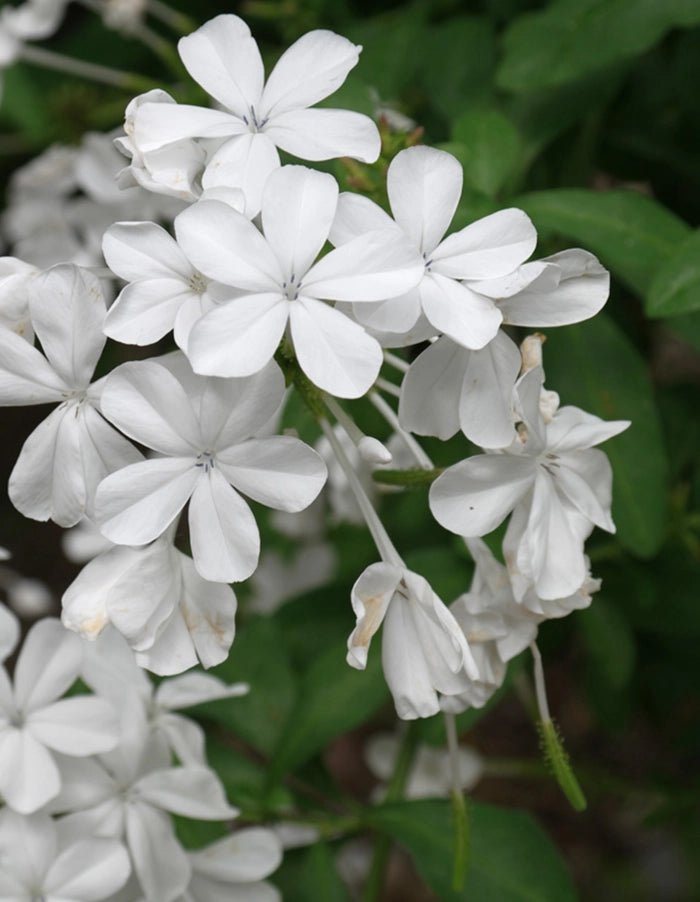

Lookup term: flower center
[195,450,216,473]
[241,105,268,133]
[422,251,433,273]
[188,272,207,295]
[281,273,303,301]
[539,451,560,477]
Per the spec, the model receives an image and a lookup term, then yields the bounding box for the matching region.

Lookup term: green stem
[362,722,419,902]
[19,44,160,92]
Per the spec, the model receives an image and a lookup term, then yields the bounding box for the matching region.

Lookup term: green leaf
[270,637,389,777]
[648,229,700,316]
[367,799,577,900]
[516,189,690,295]
[497,0,700,93]
[200,617,298,755]
[273,842,351,902]
[449,110,522,197]
[578,598,636,690]
[543,313,669,557]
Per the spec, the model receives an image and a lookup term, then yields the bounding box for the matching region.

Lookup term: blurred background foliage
[1,0,699,899]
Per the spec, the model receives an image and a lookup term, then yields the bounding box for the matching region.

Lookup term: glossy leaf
[648,229,700,316]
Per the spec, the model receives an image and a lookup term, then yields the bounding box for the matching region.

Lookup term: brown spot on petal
[353,594,386,649]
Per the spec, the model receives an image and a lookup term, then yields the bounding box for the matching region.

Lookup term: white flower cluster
[0,614,281,901]
[0,14,630,884]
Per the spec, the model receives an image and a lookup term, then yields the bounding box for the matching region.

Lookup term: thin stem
[147,0,198,33]
[383,350,409,374]
[375,376,401,399]
[319,418,403,568]
[369,390,434,470]
[19,44,158,91]
[444,712,461,795]
[323,395,367,447]
[362,722,419,902]
[530,641,551,722]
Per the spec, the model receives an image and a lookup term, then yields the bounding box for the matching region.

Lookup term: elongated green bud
[538,718,587,811]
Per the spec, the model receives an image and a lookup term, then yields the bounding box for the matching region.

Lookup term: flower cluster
[0,9,630,895]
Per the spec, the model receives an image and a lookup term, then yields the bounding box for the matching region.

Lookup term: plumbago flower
[53,704,237,902]
[94,356,327,582]
[347,562,479,719]
[0,619,119,814]
[131,14,381,213]
[398,248,610,448]
[430,365,630,600]
[0,263,141,526]
[0,809,130,902]
[175,164,423,397]
[329,145,537,348]
[62,527,240,674]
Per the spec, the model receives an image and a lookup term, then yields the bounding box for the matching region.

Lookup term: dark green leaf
[273,842,351,902]
[498,0,700,93]
[201,617,298,755]
[367,799,577,900]
[270,636,388,778]
[449,110,522,197]
[516,189,690,295]
[578,598,636,690]
[648,229,700,316]
[543,314,669,556]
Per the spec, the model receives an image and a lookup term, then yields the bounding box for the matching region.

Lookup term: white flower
[0,810,131,902]
[94,357,327,582]
[399,330,522,448]
[0,255,37,340]
[430,366,630,599]
[62,531,239,674]
[175,165,423,397]
[330,145,537,348]
[132,14,380,213]
[0,619,119,813]
[0,0,69,67]
[0,264,141,526]
[102,217,226,351]
[0,602,19,662]
[54,712,237,902]
[347,562,479,719]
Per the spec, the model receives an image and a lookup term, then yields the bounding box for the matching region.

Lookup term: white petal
[95,458,199,545]
[388,146,462,253]
[136,766,237,819]
[261,29,360,115]
[27,696,119,755]
[188,469,260,582]
[554,458,615,532]
[9,404,87,526]
[100,361,202,454]
[261,165,337,280]
[103,221,192,282]
[499,249,610,326]
[0,323,66,404]
[528,473,587,600]
[134,102,244,151]
[433,208,537,279]
[290,296,382,398]
[175,199,283,290]
[305,230,423,301]
[44,838,131,900]
[179,553,238,668]
[30,264,106,388]
[186,294,289,378]
[420,273,502,350]
[190,828,282,881]
[429,454,535,536]
[14,618,82,710]
[202,133,281,218]
[126,802,191,902]
[156,710,206,763]
[352,289,422,334]
[0,728,61,813]
[264,107,380,163]
[217,436,326,512]
[347,562,402,669]
[547,406,630,453]
[156,671,246,711]
[178,14,263,117]
[458,331,520,448]
[398,337,465,440]
[105,280,194,346]
[329,192,398,246]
